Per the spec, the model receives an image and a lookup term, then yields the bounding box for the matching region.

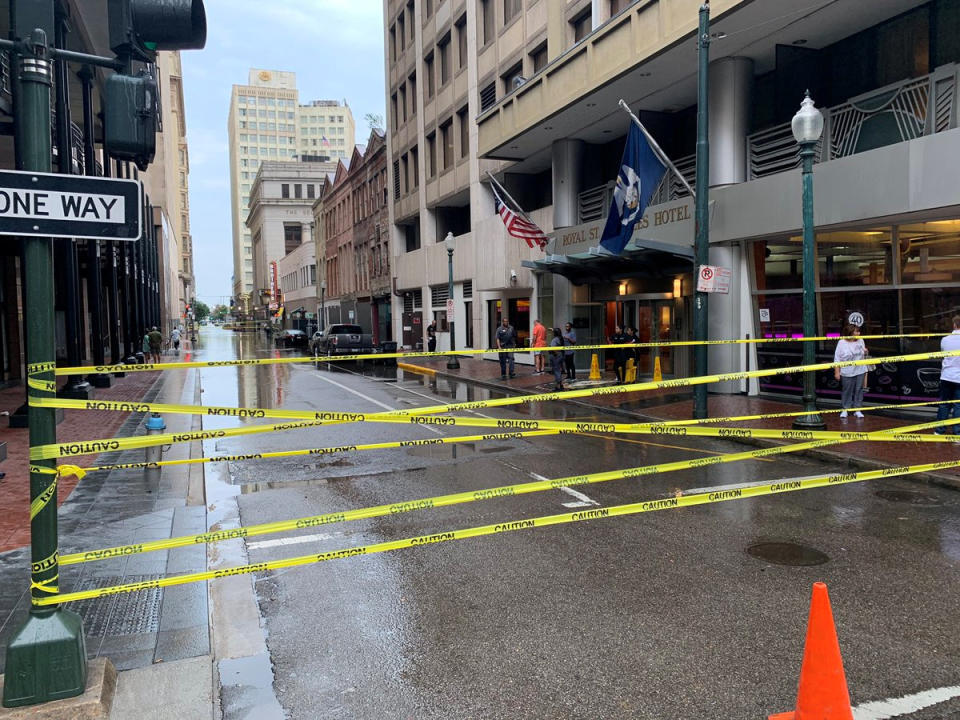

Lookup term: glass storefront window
[898,219,960,284]
[752,240,802,290]
[815,228,892,286]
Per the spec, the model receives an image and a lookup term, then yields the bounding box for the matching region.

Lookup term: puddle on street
[746,541,830,566]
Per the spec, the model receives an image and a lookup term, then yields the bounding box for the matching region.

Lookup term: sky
[180,0,386,307]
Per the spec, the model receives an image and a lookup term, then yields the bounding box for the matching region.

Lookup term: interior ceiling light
[638,71,652,77]
[792,39,808,45]
[711,31,727,39]
[544,126,553,130]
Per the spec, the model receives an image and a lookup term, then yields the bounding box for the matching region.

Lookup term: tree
[193,300,210,321]
[212,304,229,322]
[364,112,384,133]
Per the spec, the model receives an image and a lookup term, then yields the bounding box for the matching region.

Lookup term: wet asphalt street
[198,327,960,719]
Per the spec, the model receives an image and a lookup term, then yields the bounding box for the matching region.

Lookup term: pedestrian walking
[496,316,517,379]
[170,326,181,355]
[562,322,577,380]
[549,327,565,390]
[833,323,869,419]
[141,331,151,359]
[609,324,629,384]
[532,318,547,374]
[935,315,960,435]
[427,321,437,353]
[147,326,163,364]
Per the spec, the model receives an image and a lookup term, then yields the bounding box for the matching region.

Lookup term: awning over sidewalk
[522,237,693,284]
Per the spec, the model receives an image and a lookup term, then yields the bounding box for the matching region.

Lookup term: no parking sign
[697,265,730,294]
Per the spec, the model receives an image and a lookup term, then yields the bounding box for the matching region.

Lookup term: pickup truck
[310,324,376,356]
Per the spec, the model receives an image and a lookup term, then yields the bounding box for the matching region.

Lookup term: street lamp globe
[444,231,455,253]
[791,91,824,144]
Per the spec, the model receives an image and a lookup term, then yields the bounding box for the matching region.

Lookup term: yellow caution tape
[36,453,960,606]
[29,477,58,520]
[26,361,56,375]
[29,350,960,460]
[44,430,556,483]
[31,575,59,595]
[58,413,960,566]
[27,377,56,393]
[42,332,949,376]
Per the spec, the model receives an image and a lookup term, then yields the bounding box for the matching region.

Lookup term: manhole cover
[875,490,943,506]
[746,542,829,566]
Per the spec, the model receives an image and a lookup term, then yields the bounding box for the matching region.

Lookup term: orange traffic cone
[769,582,853,720]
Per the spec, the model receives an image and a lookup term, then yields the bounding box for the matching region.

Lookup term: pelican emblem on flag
[614,165,641,226]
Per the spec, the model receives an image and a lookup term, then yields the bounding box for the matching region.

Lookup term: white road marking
[529,471,600,507]
[853,685,960,719]
[313,371,442,435]
[247,532,341,551]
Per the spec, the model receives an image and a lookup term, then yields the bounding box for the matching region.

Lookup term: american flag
[491,183,548,251]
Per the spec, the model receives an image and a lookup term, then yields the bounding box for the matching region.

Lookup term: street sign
[0,169,142,240]
[446,298,454,320]
[697,265,731,294]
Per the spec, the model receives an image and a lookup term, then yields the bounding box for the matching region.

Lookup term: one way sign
[0,170,141,241]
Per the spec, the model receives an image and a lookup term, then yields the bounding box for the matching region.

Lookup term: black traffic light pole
[78,65,111,387]
[54,7,92,400]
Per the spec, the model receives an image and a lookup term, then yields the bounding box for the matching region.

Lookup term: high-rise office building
[227,69,355,300]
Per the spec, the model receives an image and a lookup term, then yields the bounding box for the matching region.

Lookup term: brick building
[315,130,392,343]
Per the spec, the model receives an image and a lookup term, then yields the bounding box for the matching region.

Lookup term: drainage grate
[746,542,829,566]
[72,575,163,637]
[875,490,943,506]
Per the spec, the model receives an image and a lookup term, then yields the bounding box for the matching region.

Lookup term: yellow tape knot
[57,464,87,480]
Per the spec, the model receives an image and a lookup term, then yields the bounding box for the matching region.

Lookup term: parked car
[275,328,308,349]
[310,324,376,356]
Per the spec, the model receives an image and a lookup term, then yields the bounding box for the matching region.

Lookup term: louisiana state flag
[599,123,667,255]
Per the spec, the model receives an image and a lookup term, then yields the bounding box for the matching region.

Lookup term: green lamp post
[791,92,826,430]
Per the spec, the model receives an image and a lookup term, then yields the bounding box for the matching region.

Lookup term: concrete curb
[410,363,960,492]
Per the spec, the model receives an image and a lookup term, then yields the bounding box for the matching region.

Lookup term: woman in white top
[833,323,869,418]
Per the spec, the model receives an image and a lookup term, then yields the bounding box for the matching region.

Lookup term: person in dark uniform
[609,324,629,384]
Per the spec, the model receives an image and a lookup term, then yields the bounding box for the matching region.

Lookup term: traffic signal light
[104,71,158,170]
[108,0,207,63]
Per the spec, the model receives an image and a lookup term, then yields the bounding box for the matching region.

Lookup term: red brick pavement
[0,371,160,552]
[401,355,960,484]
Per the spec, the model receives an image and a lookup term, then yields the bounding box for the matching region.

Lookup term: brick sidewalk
[0,370,160,552]
[399,355,960,487]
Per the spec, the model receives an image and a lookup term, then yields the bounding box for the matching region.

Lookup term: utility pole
[1,9,88,705]
[692,1,710,420]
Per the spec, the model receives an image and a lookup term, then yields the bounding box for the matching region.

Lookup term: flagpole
[485,171,537,224]
[617,99,696,199]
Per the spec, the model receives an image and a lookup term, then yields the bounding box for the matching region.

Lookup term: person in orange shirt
[532,318,547,374]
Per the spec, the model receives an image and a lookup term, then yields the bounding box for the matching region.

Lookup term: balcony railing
[577,153,694,224]
[747,64,958,180]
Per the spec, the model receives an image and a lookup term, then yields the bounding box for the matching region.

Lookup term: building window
[391,93,398,129]
[531,43,547,73]
[609,0,637,15]
[389,25,396,62]
[411,145,419,188]
[399,82,407,123]
[281,184,289,198]
[503,0,521,24]
[479,82,496,112]
[393,159,401,199]
[481,0,494,46]
[502,63,523,94]
[283,223,302,254]
[401,153,409,194]
[424,52,435,99]
[440,119,453,170]
[398,13,405,51]
[456,15,468,70]
[458,106,469,158]
[572,12,592,43]
[438,33,452,86]
[426,132,437,177]
[408,72,417,116]
[294,184,302,199]
[424,0,432,16]
[307,184,315,199]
